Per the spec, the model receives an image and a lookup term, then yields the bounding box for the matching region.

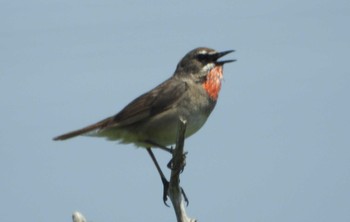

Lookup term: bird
[53,47,235,205]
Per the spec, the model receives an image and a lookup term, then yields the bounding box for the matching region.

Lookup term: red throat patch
[202,65,224,100]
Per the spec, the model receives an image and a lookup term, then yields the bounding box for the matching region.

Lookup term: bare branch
[72,211,87,222]
[168,117,197,222]
[70,118,197,222]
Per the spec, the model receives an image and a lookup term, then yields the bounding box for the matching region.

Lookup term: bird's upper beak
[214,50,236,65]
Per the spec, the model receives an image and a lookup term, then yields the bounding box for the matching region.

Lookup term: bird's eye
[197,53,209,61]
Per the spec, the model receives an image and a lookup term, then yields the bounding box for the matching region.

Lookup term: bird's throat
[202,65,223,100]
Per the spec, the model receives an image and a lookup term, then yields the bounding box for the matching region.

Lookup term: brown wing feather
[53,77,188,140]
[111,77,188,126]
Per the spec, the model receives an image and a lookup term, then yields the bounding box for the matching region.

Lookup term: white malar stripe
[202,63,215,72]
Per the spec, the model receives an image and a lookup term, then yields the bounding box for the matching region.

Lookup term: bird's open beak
[215,50,236,65]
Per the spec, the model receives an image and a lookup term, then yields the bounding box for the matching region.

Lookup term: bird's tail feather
[53,117,114,141]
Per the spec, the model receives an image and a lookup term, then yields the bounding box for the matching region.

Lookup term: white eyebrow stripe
[198,49,208,54]
[197,49,217,56]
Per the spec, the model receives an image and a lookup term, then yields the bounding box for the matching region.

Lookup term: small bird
[54,47,235,205]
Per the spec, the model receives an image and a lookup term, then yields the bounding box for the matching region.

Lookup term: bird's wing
[53,77,188,140]
[110,77,188,127]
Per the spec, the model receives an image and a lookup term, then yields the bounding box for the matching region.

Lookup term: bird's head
[174,47,235,80]
[174,47,235,100]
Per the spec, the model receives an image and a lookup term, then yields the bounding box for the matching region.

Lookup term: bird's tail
[53,116,114,141]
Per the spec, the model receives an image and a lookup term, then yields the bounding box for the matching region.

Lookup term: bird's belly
[139,111,209,146]
[90,112,209,148]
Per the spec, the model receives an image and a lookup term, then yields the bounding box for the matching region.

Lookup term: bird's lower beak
[216,50,236,65]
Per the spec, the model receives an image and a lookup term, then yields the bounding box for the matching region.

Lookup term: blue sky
[1,1,349,221]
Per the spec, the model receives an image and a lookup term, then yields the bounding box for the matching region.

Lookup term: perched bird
[54,47,235,205]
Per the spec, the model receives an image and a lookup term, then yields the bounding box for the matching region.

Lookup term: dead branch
[168,117,197,222]
[70,118,197,222]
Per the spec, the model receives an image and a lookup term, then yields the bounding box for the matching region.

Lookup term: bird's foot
[161,177,170,207]
[161,177,189,207]
[167,151,187,173]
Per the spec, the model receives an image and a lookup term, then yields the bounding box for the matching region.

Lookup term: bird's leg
[146,148,170,207]
[144,140,173,154]
[146,148,189,206]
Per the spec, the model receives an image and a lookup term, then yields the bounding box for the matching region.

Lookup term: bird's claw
[161,177,189,207]
[161,177,170,207]
[181,187,189,206]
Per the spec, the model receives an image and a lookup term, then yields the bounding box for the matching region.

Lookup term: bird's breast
[202,65,223,100]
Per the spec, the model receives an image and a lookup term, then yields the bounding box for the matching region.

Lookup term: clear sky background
[1,1,349,222]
